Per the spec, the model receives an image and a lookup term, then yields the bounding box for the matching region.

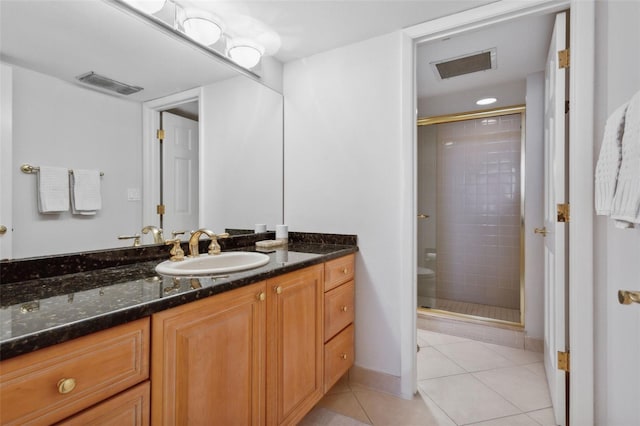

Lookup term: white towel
[611,90,640,225]
[70,169,102,215]
[37,166,69,213]
[595,102,628,215]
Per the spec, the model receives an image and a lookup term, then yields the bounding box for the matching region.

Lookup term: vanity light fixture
[476,97,497,106]
[183,17,222,46]
[122,0,166,15]
[227,42,264,69]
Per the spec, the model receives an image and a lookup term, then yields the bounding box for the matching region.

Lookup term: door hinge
[557,203,570,223]
[156,129,165,140]
[558,350,570,372]
[565,100,570,114]
[558,49,570,69]
[156,204,165,215]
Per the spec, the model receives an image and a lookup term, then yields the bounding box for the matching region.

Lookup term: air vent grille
[432,48,497,80]
[76,71,143,95]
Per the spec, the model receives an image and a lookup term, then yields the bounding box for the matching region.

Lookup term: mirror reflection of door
[160,106,199,239]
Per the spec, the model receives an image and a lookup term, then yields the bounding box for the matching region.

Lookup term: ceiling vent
[75,71,143,95]
[431,48,497,80]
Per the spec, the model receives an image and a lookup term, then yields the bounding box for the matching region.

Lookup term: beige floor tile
[433,341,514,372]
[526,407,558,425]
[467,413,541,425]
[417,347,466,380]
[299,407,370,426]
[315,391,372,424]
[327,373,352,395]
[418,374,520,425]
[353,388,453,426]
[418,329,469,346]
[523,362,546,378]
[480,342,543,365]
[473,366,552,412]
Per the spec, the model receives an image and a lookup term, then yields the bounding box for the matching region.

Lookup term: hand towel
[611,89,640,225]
[70,169,102,215]
[595,102,628,215]
[37,166,69,213]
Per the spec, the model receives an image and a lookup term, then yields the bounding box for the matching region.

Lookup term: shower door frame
[417,104,526,327]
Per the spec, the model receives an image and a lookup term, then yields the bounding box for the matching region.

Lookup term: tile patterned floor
[418,298,521,324]
[299,329,556,426]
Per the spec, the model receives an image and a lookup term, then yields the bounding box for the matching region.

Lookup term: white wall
[524,71,545,340]
[284,32,407,378]
[201,76,283,232]
[593,1,640,424]
[9,64,142,258]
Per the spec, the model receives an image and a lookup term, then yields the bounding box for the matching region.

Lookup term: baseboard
[348,365,402,397]
[524,336,544,353]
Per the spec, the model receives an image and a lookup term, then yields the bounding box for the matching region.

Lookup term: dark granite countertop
[0,232,357,361]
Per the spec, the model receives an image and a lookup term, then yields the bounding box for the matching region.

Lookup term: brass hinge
[557,203,570,223]
[558,350,570,372]
[558,49,570,69]
[156,204,166,215]
[156,129,165,140]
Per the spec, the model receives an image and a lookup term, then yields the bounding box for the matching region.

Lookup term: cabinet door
[152,282,267,426]
[267,265,324,426]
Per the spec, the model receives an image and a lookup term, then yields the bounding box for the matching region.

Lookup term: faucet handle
[171,230,187,239]
[118,234,141,247]
[165,239,185,261]
[207,233,230,255]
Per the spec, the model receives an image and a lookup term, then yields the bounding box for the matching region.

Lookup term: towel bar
[20,163,104,176]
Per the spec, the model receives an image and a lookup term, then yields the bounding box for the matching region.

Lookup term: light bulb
[183,17,222,46]
[124,0,166,15]
[227,44,263,69]
[476,97,497,106]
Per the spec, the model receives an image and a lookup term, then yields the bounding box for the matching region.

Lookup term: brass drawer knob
[257,292,266,301]
[57,378,77,395]
[340,305,348,312]
[274,286,283,295]
[342,268,349,275]
[340,353,348,360]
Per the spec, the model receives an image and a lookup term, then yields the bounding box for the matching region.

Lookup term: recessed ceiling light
[476,97,497,106]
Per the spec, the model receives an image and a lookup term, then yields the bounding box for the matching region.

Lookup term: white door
[543,12,567,426]
[0,64,13,260]
[162,112,199,238]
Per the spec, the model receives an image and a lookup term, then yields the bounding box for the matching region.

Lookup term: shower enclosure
[417,107,524,325]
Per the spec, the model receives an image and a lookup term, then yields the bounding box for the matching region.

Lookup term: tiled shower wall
[436,114,521,309]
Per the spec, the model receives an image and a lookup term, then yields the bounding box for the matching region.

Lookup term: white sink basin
[156,252,270,276]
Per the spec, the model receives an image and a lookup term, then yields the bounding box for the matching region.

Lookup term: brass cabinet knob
[0,225,7,235]
[57,378,76,395]
[342,268,349,275]
[618,290,640,305]
[417,214,430,219]
[340,353,348,360]
[340,305,348,312]
[534,227,548,237]
[257,292,266,302]
[274,286,283,295]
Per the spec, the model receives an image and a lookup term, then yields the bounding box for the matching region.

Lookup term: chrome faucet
[142,225,164,244]
[188,229,230,257]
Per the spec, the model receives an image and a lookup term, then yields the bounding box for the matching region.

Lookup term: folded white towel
[611,89,640,225]
[595,102,628,215]
[70,169,102,215]
[37,166,69,213]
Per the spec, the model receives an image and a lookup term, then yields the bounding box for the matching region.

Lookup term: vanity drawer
[325,254,355,292]
[0,318,149,426]
[324,324,354,393]
[324,280,355,342]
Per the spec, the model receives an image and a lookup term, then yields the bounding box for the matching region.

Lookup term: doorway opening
[416,106,525,326]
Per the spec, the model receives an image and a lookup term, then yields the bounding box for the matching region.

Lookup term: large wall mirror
[0,0,283,260]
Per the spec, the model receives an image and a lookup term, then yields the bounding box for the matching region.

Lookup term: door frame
[141,88,202,230]
[402,1,595,423]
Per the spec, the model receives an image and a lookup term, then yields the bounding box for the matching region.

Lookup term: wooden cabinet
[0,318,149,425]
[323,254,355,393]
[151,281,267,426]
[57,381,150,426]
[266,264,324,426]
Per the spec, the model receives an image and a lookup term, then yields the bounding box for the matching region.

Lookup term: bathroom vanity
[0,233,357,425]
